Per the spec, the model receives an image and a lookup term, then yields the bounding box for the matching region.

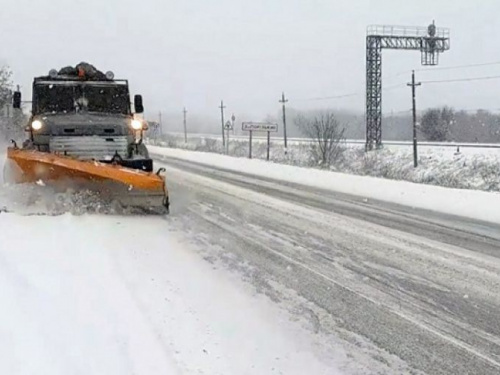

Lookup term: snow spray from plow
[4,146,169,215]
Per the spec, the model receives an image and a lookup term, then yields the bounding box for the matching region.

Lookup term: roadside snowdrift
[150,146,500,224]
[151,135,500,192]
[0,214,340,375]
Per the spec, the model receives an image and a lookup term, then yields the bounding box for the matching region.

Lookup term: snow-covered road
[0,214,341,375]
[152,152,500,375]
[2,148,500,374]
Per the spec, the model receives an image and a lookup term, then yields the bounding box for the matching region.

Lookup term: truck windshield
[34,83,130,115]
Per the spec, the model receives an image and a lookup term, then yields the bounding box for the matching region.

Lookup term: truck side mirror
[13,91,21,109]
[134,94,144,114]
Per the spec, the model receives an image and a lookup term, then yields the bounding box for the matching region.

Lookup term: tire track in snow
[158,157,500,375]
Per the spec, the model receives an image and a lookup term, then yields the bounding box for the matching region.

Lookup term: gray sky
[2,0,500,128]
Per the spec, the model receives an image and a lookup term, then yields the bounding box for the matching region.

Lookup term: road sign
[242,122,278,132]
[224,120,233,130]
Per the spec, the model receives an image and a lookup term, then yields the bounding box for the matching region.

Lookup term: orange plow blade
[5,147,169,213]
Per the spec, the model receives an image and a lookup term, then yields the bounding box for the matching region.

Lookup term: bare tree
[0,66,13,142]
[0,66,27,143]
[295,111,346,167]
[0,66,12,110]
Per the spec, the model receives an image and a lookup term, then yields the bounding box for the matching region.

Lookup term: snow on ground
[149,146,500,224]
[0,213,342,375]
[157,133,500,159]
[151,135,500,192]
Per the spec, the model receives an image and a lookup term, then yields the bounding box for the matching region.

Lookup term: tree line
[1,64,498,144]
[419,107,500,143]
[279,107,500,143]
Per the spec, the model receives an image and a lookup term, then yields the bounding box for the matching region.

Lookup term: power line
[301,92,360,101]
[416,60,500,72]
[385,60,500,82]
[421,75,500,84]
[292,61,500,103]
[384,83,407,91]
[297,83,406,102]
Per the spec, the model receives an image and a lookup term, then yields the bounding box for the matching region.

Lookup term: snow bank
[0,214,340,375]
[149,135,500,192]
[150,146,500,224]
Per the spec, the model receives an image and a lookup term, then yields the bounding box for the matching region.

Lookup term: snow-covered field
[151,135,500,192]
[150,146,500,224]
[158,133,500,159]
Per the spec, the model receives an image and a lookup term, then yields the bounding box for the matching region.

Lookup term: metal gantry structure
[365,23,450,150]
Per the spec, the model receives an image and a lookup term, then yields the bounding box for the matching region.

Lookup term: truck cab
[13,63,153,172]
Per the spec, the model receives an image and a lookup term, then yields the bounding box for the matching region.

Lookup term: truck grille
[49,136,129,160]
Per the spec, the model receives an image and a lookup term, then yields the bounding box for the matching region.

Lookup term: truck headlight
[131,119,143,130]
[31,120,43,130]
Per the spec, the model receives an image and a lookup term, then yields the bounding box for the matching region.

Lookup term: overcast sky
[1,0,500,127]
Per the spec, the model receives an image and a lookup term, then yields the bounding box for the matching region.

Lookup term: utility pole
[225,121,231,155]
[158,111,163,138]
[219,100,226,147]
[183,107,188,143]
[279,92,288,154]
[407,70,421,168]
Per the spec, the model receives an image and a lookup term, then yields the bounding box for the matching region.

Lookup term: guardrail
[158,132,500,149]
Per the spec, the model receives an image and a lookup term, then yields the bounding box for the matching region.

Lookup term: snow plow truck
[4,63,169,214]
